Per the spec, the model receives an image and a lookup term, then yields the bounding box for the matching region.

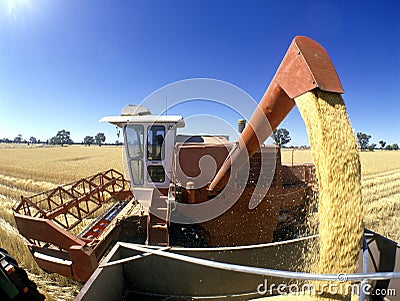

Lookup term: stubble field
[0,144,399,300]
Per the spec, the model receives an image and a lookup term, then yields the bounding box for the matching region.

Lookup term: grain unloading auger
[209,35,344,192]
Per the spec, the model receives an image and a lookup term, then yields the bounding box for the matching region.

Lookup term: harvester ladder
[147,192,169,247]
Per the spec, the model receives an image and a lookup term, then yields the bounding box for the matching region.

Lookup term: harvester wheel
[13,266,45,301]
[0,248,45,301]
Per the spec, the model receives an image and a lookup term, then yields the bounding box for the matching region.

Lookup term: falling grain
[295,90,363,300]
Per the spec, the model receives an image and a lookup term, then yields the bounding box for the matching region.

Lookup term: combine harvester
[13,36,400,300]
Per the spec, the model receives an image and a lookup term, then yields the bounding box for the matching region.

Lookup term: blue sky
[0,0,399,146]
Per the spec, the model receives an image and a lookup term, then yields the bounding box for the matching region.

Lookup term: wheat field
[281,148,400,242]
[0,144,399,300]
[0,144,124,301]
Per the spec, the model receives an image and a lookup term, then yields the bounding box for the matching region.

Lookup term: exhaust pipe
[238,119,246,134]
[209,36,344,192]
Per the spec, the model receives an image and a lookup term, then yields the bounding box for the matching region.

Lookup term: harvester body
[11,103,316,282]
[11,36,400,300]
[11,36,339,282]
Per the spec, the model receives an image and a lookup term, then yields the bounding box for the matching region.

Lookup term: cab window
[147,166,165,182]
[125,125,144,185]
[147,125,165,161]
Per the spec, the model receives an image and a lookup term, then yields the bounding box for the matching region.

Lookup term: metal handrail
[115,241,400,282]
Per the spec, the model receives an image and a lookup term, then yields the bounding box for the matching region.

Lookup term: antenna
[165,96,168,115]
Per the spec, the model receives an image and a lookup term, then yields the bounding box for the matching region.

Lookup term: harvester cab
[101,105,185,192]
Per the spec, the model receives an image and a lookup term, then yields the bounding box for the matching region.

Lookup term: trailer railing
[101,232,400,301]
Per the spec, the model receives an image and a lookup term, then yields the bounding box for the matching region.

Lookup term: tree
[29,136,37,144]
[14,134,22,143]
[379,140,386,149]
[272,128,291,147]
[51,130,73,146]
[385,144,393,151]
[83,136,94,146]
[95,132,106,146]
[368,143,376,151]
[356,132,371,151]
[392,143,399,151]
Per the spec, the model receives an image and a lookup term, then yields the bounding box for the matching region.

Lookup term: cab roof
[99,115,185,128]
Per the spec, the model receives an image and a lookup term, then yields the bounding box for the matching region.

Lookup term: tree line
[2,128,398,151]
[1,130,116,147]
[270,129,398,151]
[356,132,399,151]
